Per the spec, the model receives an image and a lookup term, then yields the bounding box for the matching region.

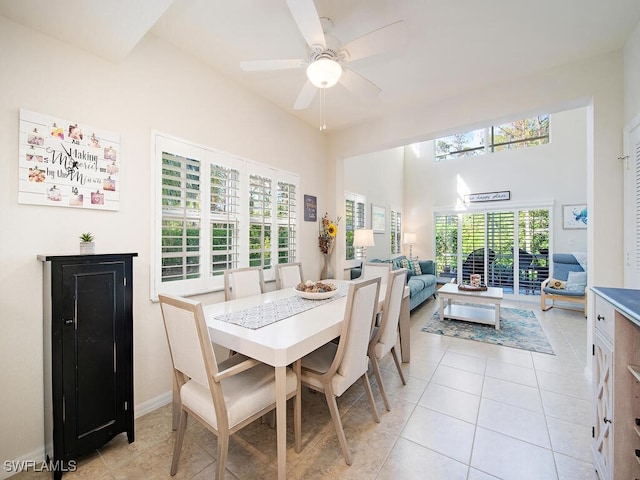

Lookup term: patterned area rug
[422,305,554,355]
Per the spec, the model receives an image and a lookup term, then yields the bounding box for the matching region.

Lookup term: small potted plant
[79,232,95,254]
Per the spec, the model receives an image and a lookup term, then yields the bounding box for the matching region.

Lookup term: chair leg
[369,352,390,411]
[323,388,352,466]
[361,374,380,423]
[217,432,229,480]
[391,347,406,385]
[170,409,188,475]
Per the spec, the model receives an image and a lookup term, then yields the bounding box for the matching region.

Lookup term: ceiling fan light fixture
[306,58,342,88]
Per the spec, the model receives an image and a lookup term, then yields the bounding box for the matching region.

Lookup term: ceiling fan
[240,0,408,113]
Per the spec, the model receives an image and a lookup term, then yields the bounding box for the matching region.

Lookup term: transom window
[152,133,298,299]
[434,115,550,161]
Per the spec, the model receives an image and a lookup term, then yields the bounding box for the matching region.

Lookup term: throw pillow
[400,258,413,273]
[549,278,566,289]
[566,271,587,292]
[411,260,422,275]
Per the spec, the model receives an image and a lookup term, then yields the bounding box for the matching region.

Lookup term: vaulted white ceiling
[2,0,639,131]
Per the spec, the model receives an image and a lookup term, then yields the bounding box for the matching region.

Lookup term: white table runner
[214,283,349,329]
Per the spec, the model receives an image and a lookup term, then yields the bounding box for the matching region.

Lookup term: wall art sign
[563,204,587,229]
[464,191,511,203]
[304,194,317,221]
[18,109,121,210]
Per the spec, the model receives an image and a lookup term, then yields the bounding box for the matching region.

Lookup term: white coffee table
[438,283,504,330]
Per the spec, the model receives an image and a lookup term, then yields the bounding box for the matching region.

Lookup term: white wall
[0,17,327,467]
[624,21,640,124]
[403,108,588,259]
[343,147,404,261]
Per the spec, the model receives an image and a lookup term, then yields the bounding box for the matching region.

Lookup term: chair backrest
[372,269,408,355]
[224,266,266,300]
[330,277,380,394]
[552,253,585,281]
[275,262,303,290]
[158,294,219,388]
[362,262,392,292]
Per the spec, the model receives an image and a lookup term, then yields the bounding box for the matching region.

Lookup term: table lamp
[353,229,375,260]
[403,232,417,259]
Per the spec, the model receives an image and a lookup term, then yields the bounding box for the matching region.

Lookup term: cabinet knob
[63,319,74,326]
[597,314,605,321]
[604,417,612,424]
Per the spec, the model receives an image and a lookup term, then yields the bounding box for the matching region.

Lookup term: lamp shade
[306,58,343,88]
[403,232,417,245]
[353,229,375,247]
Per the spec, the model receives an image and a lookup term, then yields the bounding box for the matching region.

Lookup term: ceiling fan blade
[240,59,307,71]
[340,20,408,63]
[285,0,326,50]
[339,68,381,99]
[293,80,317,110]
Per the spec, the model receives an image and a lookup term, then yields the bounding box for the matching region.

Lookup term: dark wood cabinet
[39,253,137,479]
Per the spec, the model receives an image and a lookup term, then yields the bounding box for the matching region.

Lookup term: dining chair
[158,294,301,480]
[362,261,392,323]
[300,277,381,466]
[223,266,266,301]
[361,261,392,294]
[368,268,408,411]
[275,262,303,290]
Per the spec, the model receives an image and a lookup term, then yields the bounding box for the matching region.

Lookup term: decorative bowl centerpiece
[294,280,338,300]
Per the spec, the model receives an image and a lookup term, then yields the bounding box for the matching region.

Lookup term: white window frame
[151,132,299,300]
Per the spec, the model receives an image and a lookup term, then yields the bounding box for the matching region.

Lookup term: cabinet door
[593,330,614,480]
[60,261,127,455]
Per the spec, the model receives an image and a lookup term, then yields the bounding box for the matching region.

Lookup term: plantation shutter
[161,151,201,282]
[461,213,486,281]
[277,180,297,264]
[210,162,240,275]
[249,174,272,269]
[487,211,514,289]
[390,210,402,255]
[435,214,458,277]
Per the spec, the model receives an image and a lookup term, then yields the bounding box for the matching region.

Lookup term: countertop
[592,286,640,326]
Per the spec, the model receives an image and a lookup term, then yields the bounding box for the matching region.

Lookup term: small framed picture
[304,194,317,222]
[372,204,386,233]
[563,204,587,229]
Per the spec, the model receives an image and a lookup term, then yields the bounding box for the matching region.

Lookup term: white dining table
[199,280,410,479]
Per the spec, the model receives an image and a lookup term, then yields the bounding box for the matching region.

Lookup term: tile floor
[13,297,597,479]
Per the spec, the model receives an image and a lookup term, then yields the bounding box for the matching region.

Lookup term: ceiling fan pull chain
[320,87,327,132]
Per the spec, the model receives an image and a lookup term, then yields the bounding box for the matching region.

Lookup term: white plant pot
[79,242,95,254]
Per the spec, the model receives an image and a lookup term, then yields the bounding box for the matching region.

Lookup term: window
[344,192,365,262]
[152,134,298,298]
[434,207,550,295]
[434,115,550,161]
[390,209,402,255]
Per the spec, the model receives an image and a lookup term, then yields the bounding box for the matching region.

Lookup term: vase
[320,253,333,280]
[79,242,95,254]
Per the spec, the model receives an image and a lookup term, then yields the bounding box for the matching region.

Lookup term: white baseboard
[135,390,172,418]
[2,391,172,480]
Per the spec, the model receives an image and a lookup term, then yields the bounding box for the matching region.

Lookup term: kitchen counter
[591,286,640,327]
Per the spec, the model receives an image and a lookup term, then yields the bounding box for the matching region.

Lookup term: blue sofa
[351,255,437,310]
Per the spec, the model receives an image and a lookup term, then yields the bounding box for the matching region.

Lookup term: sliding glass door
[434,207,550,295]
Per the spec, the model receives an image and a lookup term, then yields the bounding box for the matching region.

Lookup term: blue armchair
[540,253,587,317]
